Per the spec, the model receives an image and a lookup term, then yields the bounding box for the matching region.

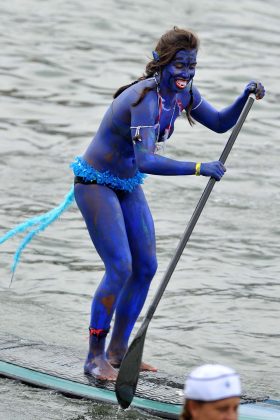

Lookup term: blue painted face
[160,49,197,93]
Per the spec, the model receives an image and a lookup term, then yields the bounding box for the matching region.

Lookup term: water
[0,0,279,418]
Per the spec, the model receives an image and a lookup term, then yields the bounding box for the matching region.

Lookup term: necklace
[154,74,178,150]
[157,91,178,142]
[130,76,180,152]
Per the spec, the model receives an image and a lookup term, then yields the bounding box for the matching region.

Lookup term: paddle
[115,96,255,409]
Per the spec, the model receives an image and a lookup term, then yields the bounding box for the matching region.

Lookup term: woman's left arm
[191,81,265,133]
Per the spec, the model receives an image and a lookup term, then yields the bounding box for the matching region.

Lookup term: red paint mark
[101,294,116,315]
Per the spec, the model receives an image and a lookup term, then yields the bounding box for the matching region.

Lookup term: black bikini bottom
[74,176,127,196]
[74,176,97,185]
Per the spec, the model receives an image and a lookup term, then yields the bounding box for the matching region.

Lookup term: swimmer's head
[185,364,241,401]
[180,364,241,420]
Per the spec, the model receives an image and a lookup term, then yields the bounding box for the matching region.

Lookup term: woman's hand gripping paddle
[115,96,255,409]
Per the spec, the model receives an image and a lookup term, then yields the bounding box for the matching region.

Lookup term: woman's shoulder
[190,84,202,103]
[128,77,157,100]
[133,77,157,91]
[115,78,158,107]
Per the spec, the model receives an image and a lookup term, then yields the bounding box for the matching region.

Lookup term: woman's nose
[181,68,191,80]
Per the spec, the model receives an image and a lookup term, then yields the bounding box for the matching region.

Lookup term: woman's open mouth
[175,79,187,89]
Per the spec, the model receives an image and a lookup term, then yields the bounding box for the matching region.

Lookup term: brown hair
[180,400,205,420]
[113,26,200,126]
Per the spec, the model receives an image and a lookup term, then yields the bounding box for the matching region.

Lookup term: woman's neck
[154,73,177,106]
[158,84,177,106]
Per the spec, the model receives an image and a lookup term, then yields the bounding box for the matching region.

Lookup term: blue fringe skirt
[71,156,146,192]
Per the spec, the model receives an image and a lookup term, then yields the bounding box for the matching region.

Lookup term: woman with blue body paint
[0,27,265,381]
[72,27,264,380]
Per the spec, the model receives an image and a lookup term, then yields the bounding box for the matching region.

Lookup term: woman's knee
[107,256,133,285]
[148,257,158,279]
[134,255,158,282]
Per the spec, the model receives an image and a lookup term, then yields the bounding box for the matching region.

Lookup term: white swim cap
[184,364,241,402]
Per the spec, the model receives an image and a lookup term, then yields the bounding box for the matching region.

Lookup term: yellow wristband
[195,162,201,176]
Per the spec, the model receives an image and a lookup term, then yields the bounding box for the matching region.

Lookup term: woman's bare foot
[108,354,157,372]
[84,355,118,381]
[139,361,157,372]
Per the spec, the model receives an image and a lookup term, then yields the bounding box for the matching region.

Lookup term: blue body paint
[160,49,197,95]
[0,27,265,379]
[76,50,264,376]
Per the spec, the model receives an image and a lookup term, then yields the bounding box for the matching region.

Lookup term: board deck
[0,333,279,419]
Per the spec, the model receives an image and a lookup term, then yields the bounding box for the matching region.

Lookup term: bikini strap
[130,125,154,143]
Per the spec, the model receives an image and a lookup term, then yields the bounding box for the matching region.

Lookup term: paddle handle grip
[146,96,254,321]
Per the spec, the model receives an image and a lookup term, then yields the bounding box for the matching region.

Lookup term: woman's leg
[106,186,157,369]
[74,183,133,380]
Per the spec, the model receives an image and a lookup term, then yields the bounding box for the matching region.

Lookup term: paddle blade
[115,328,147,409]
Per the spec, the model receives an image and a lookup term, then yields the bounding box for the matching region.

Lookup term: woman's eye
[175,63,184,69]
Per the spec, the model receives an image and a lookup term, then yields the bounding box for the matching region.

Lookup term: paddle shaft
[145,96,254,321]
[116,96,254,409]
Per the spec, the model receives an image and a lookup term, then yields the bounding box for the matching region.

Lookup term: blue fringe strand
[1,157,146,280]
[0,186,75,276]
